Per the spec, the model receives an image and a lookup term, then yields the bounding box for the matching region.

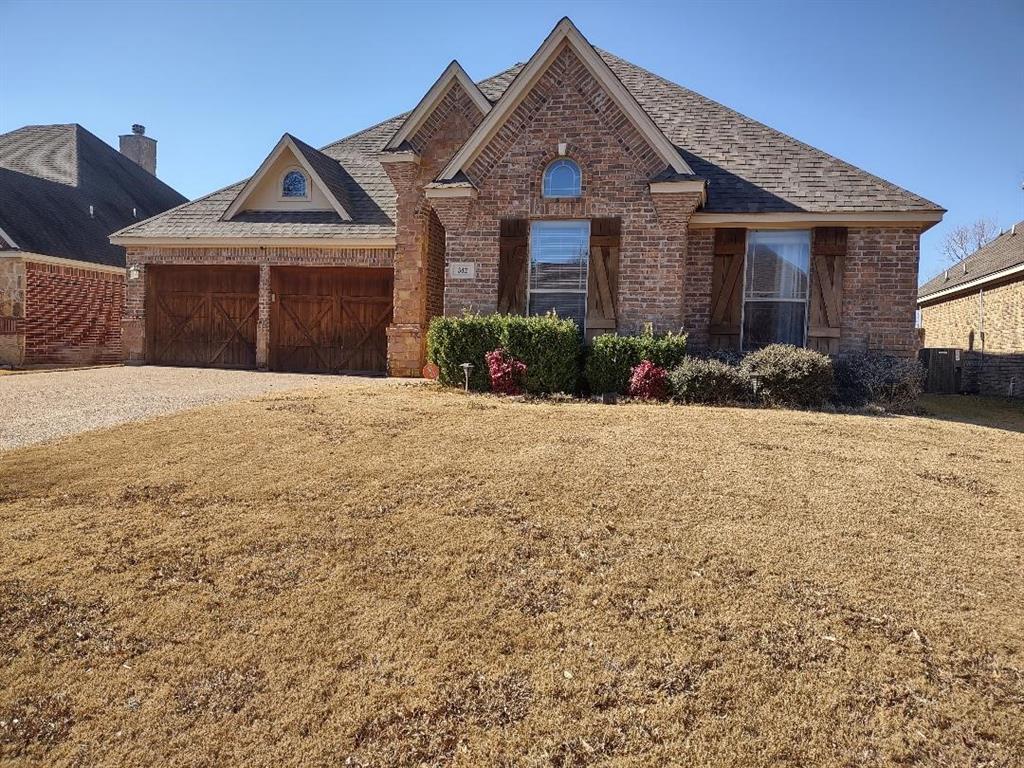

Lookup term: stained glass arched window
[542,159,581,198]
[282,169,307,198]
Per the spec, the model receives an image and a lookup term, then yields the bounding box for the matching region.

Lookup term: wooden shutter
[586,218,620,339]
[807,227,846,354]
[709,228,746,351]
[497,219,528,314]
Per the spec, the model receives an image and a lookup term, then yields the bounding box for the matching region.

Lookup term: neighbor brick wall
[920,278,1024,396]
[441,46,700,335]
[23,260,124,366]
[123,245,395,364]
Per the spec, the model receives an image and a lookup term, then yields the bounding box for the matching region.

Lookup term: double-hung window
[528,220,590,329]
[742,230,811,350]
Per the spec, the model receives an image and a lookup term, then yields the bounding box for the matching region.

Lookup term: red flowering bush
[485,348,527,395]
[628,360,669,401]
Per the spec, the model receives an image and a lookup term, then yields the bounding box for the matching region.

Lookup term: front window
[542,159,582,198]
[742,230,810,350]
[528,220,589,329]
[282,169,307,198]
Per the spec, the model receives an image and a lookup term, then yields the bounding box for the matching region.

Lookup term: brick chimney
[119,124,157,175]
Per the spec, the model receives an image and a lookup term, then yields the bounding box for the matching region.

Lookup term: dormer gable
[384,60,492,153]
[222,134,353,221]
[437,18,694,185]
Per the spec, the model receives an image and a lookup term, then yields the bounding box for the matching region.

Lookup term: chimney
[119,124,157,175]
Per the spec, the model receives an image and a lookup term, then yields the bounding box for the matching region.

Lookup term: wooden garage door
[270,267,393,374]
[147,265,259,369]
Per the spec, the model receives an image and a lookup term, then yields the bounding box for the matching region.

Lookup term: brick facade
[920,278,1024,396]
[0,256,123,367]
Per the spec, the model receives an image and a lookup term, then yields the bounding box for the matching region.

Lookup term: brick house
[918,222,1024,397]
[112,18,943,376]
[0,124,185,366]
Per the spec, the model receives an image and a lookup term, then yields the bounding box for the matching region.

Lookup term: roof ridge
[597,48,944,212]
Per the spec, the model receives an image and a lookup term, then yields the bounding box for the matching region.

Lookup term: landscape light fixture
[460,362,474,392]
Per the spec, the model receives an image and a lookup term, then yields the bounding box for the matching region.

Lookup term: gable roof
[384,61,491,152]
[918,222,1024,301]
[0,124,186,266]
[221,133,354,221]
[437,18,693,183]
[115,21,943,245]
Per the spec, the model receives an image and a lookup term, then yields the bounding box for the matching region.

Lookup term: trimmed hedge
[740,344,834,408]
[427,313,580,394]
[832,353,924,411]
[669,356,751,405]
[584,329,688,395]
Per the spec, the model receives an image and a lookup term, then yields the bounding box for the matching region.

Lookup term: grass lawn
[1,382,1022,767]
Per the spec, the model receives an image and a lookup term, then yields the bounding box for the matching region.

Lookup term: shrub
[832,353,924,411]
[669,356,751,405]
[426,314,503,391]
[628,361,670,401]
[427,313,581,394]
[584,328,687,395]
[502,314,580,395]
[485,348,527,395]
[740,344,834,408]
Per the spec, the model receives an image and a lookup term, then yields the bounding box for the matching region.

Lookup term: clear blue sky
[1,0,1021,283]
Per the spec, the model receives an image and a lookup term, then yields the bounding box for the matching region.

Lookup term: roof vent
[89,204,94,218]
[962,262,968,274]
[132,124,146,135]
[943,269,949,282]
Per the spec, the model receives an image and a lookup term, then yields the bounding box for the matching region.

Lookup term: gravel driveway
[0,366,359,451]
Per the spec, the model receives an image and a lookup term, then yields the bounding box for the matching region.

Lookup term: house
[0,123,186,366]
[918,222,1024,397]
[111,18,943,376]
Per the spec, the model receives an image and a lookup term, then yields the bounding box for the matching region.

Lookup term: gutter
[918,261,1024,305]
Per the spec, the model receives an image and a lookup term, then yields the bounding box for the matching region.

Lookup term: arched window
[282,169,308,198]
[542,159,581,198]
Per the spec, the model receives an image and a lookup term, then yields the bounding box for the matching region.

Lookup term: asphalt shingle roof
[918,223,1024,299]
[0,124,186,266]
[117,50,940,242]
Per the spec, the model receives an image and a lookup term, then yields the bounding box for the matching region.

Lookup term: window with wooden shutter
[807,227,846,354]
[497,218,528,314]
[586,217,620,339]
[709,228,745,351]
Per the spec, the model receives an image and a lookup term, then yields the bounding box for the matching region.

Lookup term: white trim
[423,185,478,200]
[438,18,693,182]
[739,229,812,351]
[110,236,396,249]
[918,262,1024,305]
[221,134,353,221]
[1,251,125,275]
[0,225,18,249]
[649,179,707,203]
[277,167,311,202]
[527,219,591,329]
[690,210,944,229]
[384,60,492,151]
[378,151,421,165]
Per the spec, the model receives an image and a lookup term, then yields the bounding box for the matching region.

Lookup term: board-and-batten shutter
[807,227,847,354]
[586,218,621,339]
[709,228,746,351]
[497,219,529,314]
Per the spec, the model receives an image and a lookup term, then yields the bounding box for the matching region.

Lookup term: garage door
[270,267,393,374]
[146,265,259,369]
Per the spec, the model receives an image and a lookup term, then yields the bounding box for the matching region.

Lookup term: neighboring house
[918,222,1024,397]
[112,18,943,376]
[0,123,186,366]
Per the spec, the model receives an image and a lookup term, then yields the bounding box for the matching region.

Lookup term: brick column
[642,190,704,336]
[256,263,271,370]
[430,193,493,315]
[382,157,429,377]
[122,254,146,364]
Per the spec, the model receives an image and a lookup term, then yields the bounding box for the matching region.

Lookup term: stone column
[256,263,271,370]
[122,254,146,364]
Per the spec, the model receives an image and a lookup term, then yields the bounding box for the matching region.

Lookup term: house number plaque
[449,262,476,279]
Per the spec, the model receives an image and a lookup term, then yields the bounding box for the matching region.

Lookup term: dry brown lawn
[1,382,1022,767]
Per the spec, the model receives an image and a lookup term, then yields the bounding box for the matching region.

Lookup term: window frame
[541,158,582,199]
[279,167,311,202]
[526,219,591,330]
[739,229,812,351]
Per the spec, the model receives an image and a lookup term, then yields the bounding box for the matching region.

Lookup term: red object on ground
[485,348,527,395]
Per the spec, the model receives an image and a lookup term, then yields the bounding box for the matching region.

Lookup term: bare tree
[942,218,999,265]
